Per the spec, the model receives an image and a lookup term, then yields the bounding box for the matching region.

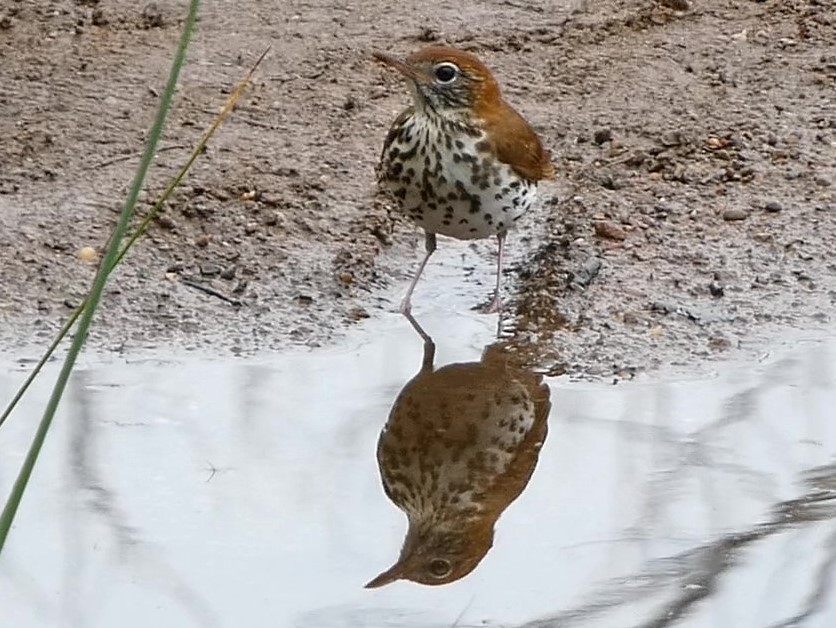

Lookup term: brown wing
[482,100,554,182]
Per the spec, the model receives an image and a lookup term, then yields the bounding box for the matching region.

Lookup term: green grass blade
[0,0,201,553]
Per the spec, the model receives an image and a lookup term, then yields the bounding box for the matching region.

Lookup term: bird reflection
[366,315,551,587]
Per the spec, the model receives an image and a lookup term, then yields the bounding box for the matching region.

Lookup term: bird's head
[373,45,501,120]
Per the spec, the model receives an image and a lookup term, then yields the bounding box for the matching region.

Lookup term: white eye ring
[428,558,452,578]
[433,63,459,84]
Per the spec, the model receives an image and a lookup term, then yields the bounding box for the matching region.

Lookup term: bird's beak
[364,562,404,589]
[373,52,427,83]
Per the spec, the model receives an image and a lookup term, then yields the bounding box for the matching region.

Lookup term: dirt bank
[1,0,834,376]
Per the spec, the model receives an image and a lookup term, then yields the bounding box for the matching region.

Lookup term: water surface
[2,312,835,627]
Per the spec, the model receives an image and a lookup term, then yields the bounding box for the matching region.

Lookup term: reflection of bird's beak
[364,561,403,588]
[373,52,427,83]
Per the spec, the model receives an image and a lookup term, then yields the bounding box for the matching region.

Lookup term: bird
[373,45,554,315]
[365,333,551,587]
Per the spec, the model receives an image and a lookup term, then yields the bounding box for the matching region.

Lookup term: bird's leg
[399,232,436,316]
[481,232,505,314]
[404,309,433,346]
[419,327,436,372]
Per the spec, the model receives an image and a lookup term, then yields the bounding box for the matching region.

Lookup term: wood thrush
[373,45,554,314]
[365,335,551,587]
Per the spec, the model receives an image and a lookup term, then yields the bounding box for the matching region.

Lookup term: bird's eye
[428,558,452,578]
[433,63,459,84]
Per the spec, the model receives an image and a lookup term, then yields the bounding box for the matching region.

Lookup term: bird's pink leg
[481,232,505,314]
[399,232,436,316]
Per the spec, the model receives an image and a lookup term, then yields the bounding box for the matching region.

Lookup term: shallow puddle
[1,311,836,628]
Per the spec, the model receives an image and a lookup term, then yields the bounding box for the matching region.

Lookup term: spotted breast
[380,108,538,240]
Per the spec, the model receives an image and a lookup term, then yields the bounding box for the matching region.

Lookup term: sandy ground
[0,0,834,377]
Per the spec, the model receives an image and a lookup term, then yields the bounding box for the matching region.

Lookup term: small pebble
[348,307,370,320]
[78,246,98,263]
[220,266,236,280]
[91,9,108,26]
[764,200,783,212]
[593,128,613,145]
[722,208,748,221]
[708,336,731,351]
[200,263,222,277]
[594,220,627,241]
[155,214,175,229]
[142,3,164,28]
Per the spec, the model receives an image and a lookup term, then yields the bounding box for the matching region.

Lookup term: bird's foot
[479,296,502,315]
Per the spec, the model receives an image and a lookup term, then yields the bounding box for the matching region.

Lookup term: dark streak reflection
[69,371,140,553]
[66,371,220,628]
[367,315,551,587]
[516,480,836,628]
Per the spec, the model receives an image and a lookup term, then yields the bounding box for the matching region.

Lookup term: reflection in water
[520,463,836,628]
[63,372,220,628]
[366,316,551,587]
[2,327,836,627]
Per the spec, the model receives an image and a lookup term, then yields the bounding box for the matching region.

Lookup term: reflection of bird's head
[365,520,493,588]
